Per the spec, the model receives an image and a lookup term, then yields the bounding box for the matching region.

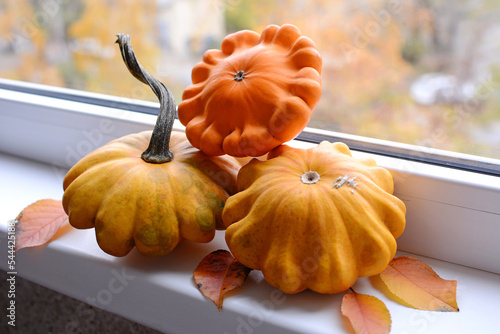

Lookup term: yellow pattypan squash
[222,141,406,294]
[62,34,240,257]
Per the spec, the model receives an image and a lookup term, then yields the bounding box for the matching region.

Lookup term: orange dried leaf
[15,199,70,251]
[341,290,391,334]
[379,256,459,312]
[193,249,252,311]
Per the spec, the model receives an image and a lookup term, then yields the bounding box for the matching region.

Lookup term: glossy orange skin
[222,141,406,294]
[177,24,322,157]
[62,130,240,257]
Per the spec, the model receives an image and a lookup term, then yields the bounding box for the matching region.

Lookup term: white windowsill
[1,81,500,333]
[1,152,500,334]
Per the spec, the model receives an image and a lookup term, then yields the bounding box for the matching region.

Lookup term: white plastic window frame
[1,78,499,275]
[2,79,500,334]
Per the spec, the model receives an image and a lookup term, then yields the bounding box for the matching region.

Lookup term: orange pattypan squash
[222,142,406,294]
[62,35,240,257]
[177,24,322,157]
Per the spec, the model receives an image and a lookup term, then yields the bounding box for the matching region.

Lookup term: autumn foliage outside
[1,0,499,159]
[0,0,500,158]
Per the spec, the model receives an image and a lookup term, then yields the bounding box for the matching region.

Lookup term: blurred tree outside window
[1,0,499,160]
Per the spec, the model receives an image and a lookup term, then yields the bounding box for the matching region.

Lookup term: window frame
[1,77,499,274]
[2,78,499,176]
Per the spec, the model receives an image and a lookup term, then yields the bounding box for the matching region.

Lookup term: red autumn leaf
[341,290,391,334]
[193,249,252,311]
[379,256,459,312]
[15,199,70,251]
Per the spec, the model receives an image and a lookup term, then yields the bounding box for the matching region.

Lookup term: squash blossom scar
[301,171,320,184]
[333,174,358,194]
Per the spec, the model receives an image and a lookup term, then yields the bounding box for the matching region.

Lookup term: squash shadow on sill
[233,269,347,314]
[113,230,347,315]
[114,231,229,274]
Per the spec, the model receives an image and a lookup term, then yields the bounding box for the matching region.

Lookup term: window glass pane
[1,0,499,160]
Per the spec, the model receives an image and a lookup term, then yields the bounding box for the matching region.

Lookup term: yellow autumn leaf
[341,290,391,334]
[379,256,459,312]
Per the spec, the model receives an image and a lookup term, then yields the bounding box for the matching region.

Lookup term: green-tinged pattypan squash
[62,34,240,257]
[222,141,406,294]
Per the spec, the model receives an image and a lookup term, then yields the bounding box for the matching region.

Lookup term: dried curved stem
[116,33,175,163]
